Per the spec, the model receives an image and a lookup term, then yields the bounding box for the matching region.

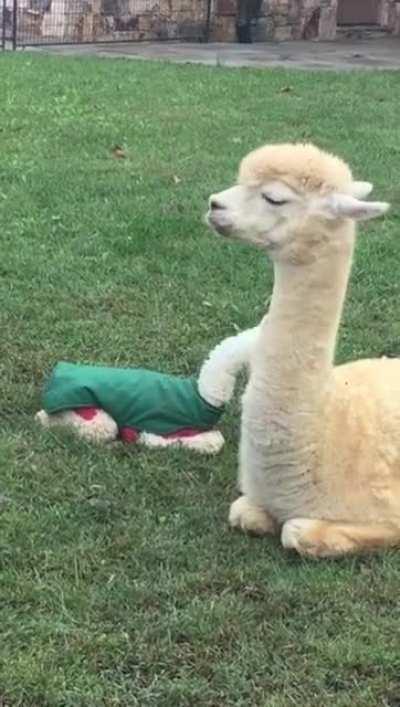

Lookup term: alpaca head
[207,143,389,263]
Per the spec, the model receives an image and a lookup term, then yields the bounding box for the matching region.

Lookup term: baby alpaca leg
[139,430,225,454]
[35,408,118,443]
[229,495,276,536]
[281,518,400,558]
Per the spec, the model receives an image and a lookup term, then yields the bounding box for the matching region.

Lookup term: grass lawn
[0,52,400,706]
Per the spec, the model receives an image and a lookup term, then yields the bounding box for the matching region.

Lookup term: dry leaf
[173,175,181,184]
[279,86,293,94]
[112,145,126,159]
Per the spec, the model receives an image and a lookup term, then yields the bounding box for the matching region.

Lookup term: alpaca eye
[262,194,287,206]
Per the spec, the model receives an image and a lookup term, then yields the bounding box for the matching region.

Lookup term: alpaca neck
[243,220,356,520]
[258,221,355,391]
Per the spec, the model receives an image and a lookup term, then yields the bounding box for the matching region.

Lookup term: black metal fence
[2,0,212,49]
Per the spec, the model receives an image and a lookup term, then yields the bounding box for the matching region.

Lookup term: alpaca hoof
[35,410,50,427]
[281,518,318,552]
[181,430,224,455]
[281,518,357,558]
[281,518,338,558]
[229,495,275,536]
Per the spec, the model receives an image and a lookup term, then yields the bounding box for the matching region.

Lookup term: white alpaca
[207,142,399,557]
[36,327,258,454]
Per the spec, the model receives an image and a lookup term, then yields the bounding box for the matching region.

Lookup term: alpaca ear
[348,181,373,199]
[318,193,390,222]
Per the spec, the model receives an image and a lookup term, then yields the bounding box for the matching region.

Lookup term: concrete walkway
[31,36,400,71]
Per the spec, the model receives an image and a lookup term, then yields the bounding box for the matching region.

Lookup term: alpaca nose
[209,197,226,211]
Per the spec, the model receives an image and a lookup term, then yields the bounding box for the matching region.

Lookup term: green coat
[42,362,224,436]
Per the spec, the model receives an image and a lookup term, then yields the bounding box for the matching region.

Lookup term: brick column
[318,0,337,40]
[380,0,400,34]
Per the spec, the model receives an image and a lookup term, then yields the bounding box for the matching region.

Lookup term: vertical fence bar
[1,0,5,50]
[205,0,212,42]
[12,0,17,49]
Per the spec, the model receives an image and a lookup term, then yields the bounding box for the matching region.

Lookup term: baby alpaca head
[207,143,389,263]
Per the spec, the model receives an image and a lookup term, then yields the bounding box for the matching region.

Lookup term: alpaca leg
[229,495,276,536]
[229,424,277,536]
[139,430,225,455]
[35,408,118,443]
[177,430,224,454]
[198,326,259,407]
[281,518,400,558]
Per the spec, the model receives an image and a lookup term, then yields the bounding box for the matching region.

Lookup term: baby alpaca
[36,327,258,454]
[207,142,399,558]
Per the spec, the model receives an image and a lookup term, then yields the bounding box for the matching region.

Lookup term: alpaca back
[316,358,400,523]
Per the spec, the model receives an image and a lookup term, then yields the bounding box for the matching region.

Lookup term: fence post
[12,0,17,49]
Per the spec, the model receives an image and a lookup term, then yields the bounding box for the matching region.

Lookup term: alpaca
[206,142,399,558]
[36,326,258,454]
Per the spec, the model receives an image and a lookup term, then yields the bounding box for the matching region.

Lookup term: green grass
[0,52,400,706]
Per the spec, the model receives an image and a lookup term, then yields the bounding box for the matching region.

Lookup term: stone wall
[212,0,337,42]
[6,0,400,44]
[9,0,209,43]
[211,0,400,41]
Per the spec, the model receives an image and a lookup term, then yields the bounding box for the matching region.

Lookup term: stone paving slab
[29,37,400,71]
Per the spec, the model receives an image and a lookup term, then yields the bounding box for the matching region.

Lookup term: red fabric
[74,406,99,421]
[164,427,208,439]
[72,413,210,445]
[120,427,140,443]
[119,426,208,444]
